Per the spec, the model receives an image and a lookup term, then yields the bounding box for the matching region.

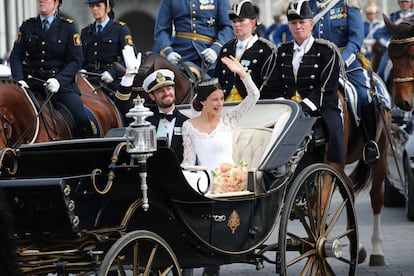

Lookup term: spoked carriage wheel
[277,163,358,275]
[99,230,181,276]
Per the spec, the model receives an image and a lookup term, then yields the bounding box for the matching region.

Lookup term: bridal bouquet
[211,160,248,194]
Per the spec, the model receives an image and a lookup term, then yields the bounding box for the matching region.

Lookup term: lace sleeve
[181,120,197,166]
[226,74,260,126]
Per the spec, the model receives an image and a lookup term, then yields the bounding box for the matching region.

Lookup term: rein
[12,87,57,148]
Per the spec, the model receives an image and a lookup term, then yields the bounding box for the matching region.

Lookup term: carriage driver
[10,0,93,138]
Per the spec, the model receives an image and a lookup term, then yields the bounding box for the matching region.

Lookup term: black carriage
[0,99,358,275]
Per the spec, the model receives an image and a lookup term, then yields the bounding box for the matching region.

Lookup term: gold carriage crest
[227,210,240,234]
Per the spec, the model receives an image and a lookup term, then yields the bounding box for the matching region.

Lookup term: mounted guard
[309,0,391,164]
[9,0,93,138]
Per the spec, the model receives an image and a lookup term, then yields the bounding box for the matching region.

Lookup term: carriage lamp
[126,96,157,211]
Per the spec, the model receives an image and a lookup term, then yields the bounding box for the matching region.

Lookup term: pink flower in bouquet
[211,160,248,194]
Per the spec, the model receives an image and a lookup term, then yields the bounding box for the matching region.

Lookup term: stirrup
[363,140,380,165]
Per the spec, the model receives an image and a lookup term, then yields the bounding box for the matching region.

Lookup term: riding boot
[360,105,380,165]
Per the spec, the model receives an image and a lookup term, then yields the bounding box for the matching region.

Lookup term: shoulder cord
[319,41,345,107]
[259,46,277,91]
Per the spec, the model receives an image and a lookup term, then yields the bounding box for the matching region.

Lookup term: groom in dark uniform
[142,69,189,163]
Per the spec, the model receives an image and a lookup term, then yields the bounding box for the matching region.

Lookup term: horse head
[133,52,193,105]
[385,14,414,110]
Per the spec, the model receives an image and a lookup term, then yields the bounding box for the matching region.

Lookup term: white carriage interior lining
[232,104,293,169]
[181,102,294,197]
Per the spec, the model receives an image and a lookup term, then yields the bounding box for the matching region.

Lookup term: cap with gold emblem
[143,69,175,93]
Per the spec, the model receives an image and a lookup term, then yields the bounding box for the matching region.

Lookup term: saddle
[338,72,391,126]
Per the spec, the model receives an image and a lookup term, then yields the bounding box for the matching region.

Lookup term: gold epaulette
[119,21,126,26]
[24,17,37,23]
[60,16,74,24]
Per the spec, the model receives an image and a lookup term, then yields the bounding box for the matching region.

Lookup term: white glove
[122,45,141,75]
[18,80,29,89]
[45,78,60,93]
[120,75,135,87]
[79,69,87,78]
[167,52,181,65]
[101,71,114,83]
[201,48,218,64]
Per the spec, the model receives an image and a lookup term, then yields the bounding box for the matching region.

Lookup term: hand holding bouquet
[211,160,248,194]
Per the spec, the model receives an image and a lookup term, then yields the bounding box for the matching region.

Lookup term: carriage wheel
[99,230,181,276]
[277,163,358,275]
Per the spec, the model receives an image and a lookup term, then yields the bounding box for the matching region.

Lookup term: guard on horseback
[309,0,381,164]
[153,0,234,77]
[265,0,345,171]
[9,0,93,138]
[81,0,137,126]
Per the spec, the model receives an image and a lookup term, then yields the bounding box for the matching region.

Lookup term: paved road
[192,193,414,275]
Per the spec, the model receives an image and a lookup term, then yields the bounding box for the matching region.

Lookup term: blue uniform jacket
[10,15,82,91]
[272,24,293,46]
[81,20,135,80]
[309,0,363,69]
[154,0,233,68]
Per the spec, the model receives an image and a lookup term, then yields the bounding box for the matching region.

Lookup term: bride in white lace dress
[181,55,260,193]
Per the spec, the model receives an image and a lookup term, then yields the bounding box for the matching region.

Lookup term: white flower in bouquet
[211,160,248,194]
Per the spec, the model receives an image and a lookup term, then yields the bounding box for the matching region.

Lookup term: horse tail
[0,188,18,276]
[349,160,372,192]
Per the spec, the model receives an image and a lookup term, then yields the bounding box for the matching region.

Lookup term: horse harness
[390,36,414,84]
[0,86,64,148]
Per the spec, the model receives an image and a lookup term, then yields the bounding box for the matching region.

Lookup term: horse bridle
[390,37,414,83]
[0,112,13,147]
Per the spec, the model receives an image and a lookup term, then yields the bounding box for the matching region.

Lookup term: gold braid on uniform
[115,91,131,101]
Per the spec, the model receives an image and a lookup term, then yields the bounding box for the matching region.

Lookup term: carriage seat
[232,127,273,169]
[232,103,293,170]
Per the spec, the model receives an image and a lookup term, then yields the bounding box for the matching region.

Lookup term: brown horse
[76,72,123,135]
[0,74,123,149]
[339,77,391,266]
[385,15,414,111]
